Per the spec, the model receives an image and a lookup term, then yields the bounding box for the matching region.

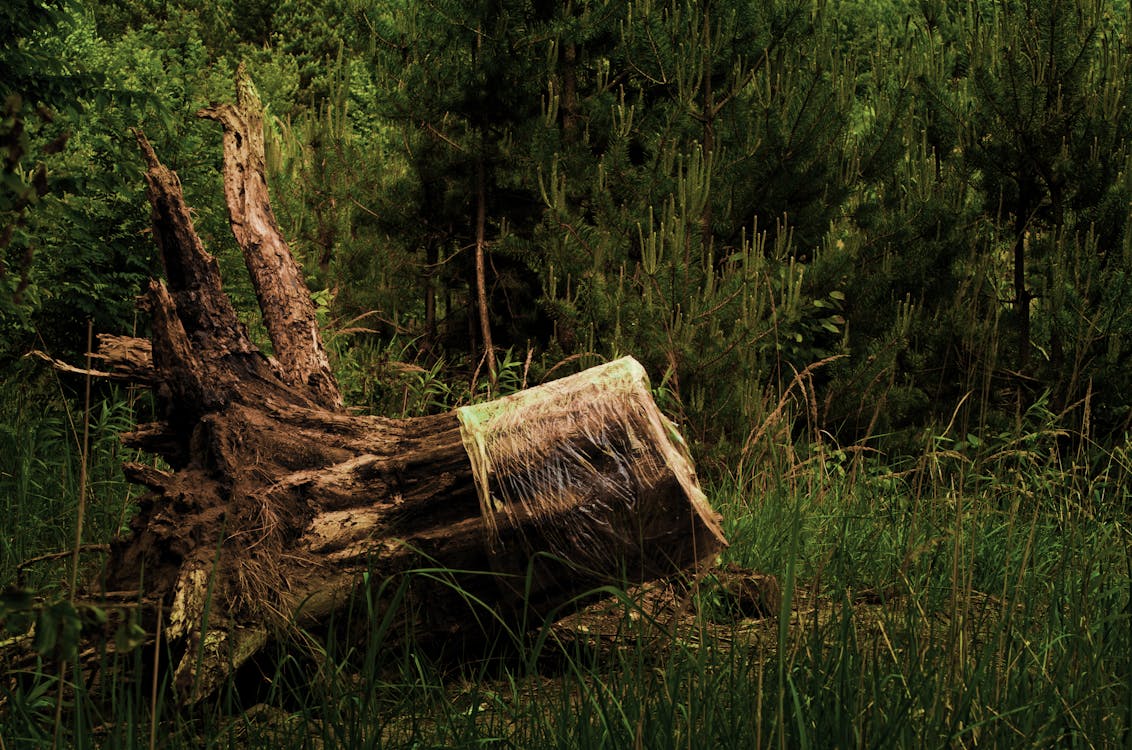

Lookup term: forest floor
[2,385,1130,747]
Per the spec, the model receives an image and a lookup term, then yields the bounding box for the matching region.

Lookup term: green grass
[2,382,1131,748]
[0,376,142,593]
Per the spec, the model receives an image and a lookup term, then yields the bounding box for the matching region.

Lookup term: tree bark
[700,0,715,258]
[87,72,725,704]
[197,63,341,410]
[561,40,579,143]
[1013,209,1031,374]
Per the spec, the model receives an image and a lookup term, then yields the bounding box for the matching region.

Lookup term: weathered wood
[135,131,253,359]
[25,334,154,383]
[197,64,341,410]
[82,76,725,705]
[93,334,156,382]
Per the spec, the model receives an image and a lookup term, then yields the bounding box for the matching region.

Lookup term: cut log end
[458,356,725,589]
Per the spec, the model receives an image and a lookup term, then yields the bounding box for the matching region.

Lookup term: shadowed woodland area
[4,0,1132,746]
[6,0,1132,450]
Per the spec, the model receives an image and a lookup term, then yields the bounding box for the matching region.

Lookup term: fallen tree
[33,68,727,703]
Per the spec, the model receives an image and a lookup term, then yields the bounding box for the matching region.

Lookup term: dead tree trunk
[92,69,725,703]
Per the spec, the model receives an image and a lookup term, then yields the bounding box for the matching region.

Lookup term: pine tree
[533,0,872,443]
[820,0,983,447]
[367,0,556,382]
[960,0,1132,381]
[867,0,1132,442]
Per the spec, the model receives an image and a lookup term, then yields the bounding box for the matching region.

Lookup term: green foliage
[949,0,1132,435]
[529,0,874,447]
[6,0,1125,459]
[1,3,245,363]
[4,0,1132,461]
[1,0,87,356]
[0,370,144,591]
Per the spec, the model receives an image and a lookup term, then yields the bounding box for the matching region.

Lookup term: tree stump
[86,68,726,703]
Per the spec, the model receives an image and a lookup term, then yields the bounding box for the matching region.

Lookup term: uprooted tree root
[2,66,732,708]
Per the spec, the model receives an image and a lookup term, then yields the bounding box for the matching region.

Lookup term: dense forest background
[4,0,1132,470]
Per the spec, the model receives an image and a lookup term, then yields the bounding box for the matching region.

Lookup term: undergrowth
[1,370,1131,748]
[0,371,143,593]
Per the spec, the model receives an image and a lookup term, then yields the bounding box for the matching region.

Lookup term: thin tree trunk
[425,241,438,348]
[700,0,714,258]
[562,40,579,143]
[1013,209,1030,373]
[474,152,496,386]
